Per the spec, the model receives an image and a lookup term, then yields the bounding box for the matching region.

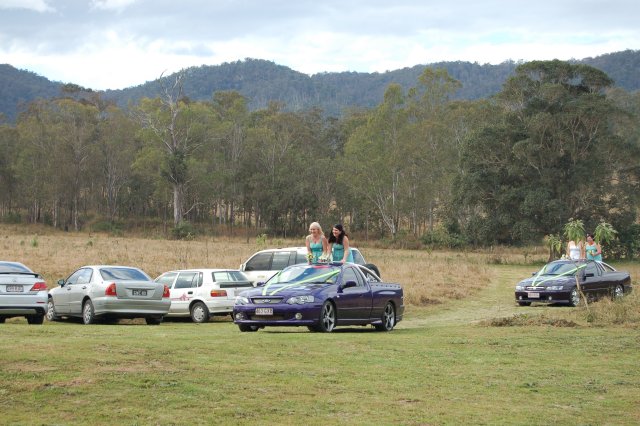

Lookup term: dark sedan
[515,260,632,307]
[233,263,404,332]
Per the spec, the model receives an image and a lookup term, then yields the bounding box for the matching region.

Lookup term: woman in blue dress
[328,224,354,264]
[305,222,328,263]
[585,233,603,261]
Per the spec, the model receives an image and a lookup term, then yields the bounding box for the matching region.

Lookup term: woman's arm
[341,236,350,263]
[322,236,329,255]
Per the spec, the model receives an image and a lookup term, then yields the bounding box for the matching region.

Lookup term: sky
[1,0,638,90]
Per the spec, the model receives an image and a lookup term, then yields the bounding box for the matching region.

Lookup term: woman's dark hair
[328,224,347,245]
[586,233,594,239]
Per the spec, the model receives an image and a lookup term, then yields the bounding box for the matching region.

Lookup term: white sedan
[155,269,253,323]
[0,261,48,324]
[46,265,171,325]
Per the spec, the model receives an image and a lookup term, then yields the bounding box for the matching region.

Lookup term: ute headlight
[286,295,315,305]
[546,286,564,291]
[234,296,250,305]
[515,285,524,291]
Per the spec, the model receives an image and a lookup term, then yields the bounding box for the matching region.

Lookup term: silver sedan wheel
[83,300,96,324]
[46,298,59,321]
[319,301,336,332]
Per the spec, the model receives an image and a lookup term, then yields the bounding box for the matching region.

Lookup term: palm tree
[594,222,618,245]
[563,218,585,243]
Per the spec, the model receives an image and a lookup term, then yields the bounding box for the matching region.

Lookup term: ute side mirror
[339,280,357,293]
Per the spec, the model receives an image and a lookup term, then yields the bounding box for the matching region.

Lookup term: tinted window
[342,267,363,287]
[175,272,199,289]
[584,262,600,277]
[0,262,32,273]
[271,252,292,270]
[244,253,272,271]
[100,267,150,281]
[156,272,177,287]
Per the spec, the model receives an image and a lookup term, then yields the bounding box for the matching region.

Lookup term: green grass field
[2,252,639,425]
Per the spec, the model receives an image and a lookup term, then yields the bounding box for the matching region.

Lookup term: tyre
[364,263,381,278]
[190,301,210,323]
[318,301,336,332]
[0,317,5,323]
[27,314,45,325]
[374,302,396,331]
[612,284,624,300]
[238,324,259,332]
[145,316,163,325]
[46,298,60,321]
[82,300,96,324]
[569,288,580,307]
[517,301,531,306]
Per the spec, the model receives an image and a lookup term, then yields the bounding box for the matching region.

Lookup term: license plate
[132,289,147,296]
[6,285,22,292]
[528,292,540,298]
[255,307,273,315]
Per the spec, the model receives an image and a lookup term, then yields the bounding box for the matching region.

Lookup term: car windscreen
[100,267,150,281]
[538,262,582,276]
[0,262,32,273]
[268,265,341,285]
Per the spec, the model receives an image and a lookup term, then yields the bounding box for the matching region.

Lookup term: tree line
[1,61,639,257]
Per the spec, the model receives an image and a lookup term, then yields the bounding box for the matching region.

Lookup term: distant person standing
[328,224,354,264]
[566,239,584,260]
[305,222,328,263]
[585,233,602,261]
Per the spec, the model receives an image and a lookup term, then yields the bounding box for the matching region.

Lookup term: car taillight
[210,289,228,297]
[162,285,170,298]
[30,281,47,291]
[105,283,117,297]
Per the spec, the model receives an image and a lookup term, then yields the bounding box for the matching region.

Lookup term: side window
[197,272,203,287]
[77,268,93,284]
[271,252,291,270]
[213,271,233,282]
[245,253,272,271]
[156,272,177,288]
[296,252,307,264]
[351,249,365,265]
[65,269,84,286]
[584,262,599,277]
[175,272,198,289]
[342,267,363,287]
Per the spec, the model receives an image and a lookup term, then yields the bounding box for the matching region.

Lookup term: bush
[171,221,196,240]
[2,212,22,224]
[421,225,467,249]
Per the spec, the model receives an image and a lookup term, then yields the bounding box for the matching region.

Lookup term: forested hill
[1,49,639,122]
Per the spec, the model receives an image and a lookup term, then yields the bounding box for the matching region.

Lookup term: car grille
[525,286,544,291]
[250,297,283,304]
[251,315,285,321]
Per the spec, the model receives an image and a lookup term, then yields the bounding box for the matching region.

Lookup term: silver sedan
[46,265,171,325]
[0,261,48,324]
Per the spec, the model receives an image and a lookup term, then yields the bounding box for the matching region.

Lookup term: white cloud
[91,0,139,12]
[0,0,54,12]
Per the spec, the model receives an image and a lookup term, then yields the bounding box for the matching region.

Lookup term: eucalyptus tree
[456,60,632,244]
[135,73,203,227]
[0,125,18,215]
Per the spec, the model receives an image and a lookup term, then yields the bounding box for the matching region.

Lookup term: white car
[46,265,171,325]
[239,246,380,285]
[0,261,48,324]
[155,269,253,323]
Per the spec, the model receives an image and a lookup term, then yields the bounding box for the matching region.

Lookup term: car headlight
[515,285,524,291]
[545,286,564,291]
[234,296,250,305]
[286,295,315,305]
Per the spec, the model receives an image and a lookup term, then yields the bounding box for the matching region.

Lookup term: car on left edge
[46,265,171,325]
[0,261,48,324]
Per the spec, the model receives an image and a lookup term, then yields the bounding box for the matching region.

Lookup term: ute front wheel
[318,301,336,332]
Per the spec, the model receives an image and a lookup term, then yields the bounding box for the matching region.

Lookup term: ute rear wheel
[569,288,580,307]
[374,302,396,331]
[612,284,624,300]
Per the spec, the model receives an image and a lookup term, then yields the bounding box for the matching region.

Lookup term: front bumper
[233,303,321,327]
[515,290,572,304]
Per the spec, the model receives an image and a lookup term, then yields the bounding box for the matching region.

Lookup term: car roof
[160,269,243,273]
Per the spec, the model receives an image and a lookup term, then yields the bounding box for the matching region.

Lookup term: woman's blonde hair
[309,222,323,234]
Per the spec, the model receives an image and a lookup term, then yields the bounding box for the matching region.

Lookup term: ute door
[580,261,603,298]
[335,266,373,323]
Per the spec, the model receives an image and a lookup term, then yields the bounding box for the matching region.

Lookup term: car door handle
[82,286,87,289]
[187,291,193,295]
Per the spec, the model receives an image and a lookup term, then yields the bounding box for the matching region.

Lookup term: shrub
[171,221,196,240]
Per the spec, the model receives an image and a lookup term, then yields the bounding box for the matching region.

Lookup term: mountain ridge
[1,49,638,122]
